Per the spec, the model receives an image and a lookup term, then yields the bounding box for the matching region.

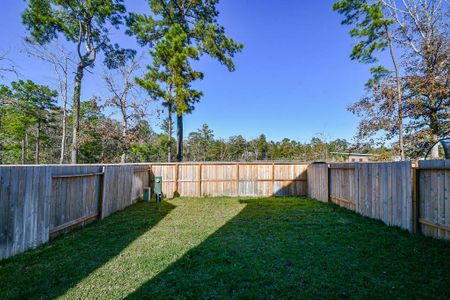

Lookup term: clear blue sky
[0,0,391,143]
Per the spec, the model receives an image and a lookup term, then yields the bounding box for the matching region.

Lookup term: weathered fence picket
[307,163,328,202]
[0,166,51,259]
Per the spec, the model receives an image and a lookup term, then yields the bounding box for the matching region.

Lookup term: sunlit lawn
[1,197,450,299]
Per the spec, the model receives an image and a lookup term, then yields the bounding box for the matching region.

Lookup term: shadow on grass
[0,201,175,299]
[126,197,450,299]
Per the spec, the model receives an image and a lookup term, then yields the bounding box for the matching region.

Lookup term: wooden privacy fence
[307,160,450,240]
[0,164,149,260]
[0,161,307,260]
[150,162,308,198]
[2,159,449,260]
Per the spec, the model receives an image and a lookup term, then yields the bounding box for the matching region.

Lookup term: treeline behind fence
[1,160,449,260]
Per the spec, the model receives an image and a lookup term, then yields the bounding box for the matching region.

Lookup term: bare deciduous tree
[0,50,18,79]
[382,0,449,157]
[103,57,149,163]
[336,0,449,159]
[25,42,74,164]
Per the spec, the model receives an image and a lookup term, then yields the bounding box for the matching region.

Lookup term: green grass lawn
[1,197,450,299]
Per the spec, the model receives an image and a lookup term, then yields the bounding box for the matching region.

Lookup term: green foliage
[0,80,57,163]
[22,0,133,67]
[127,0,243,71]
[136,24,203,117]
[78,100,106,163]
[186,123,214,160]
[129,0,245,103]
[128,0,243,160]
[10,80,58,127]
[22,0,135,164]
[332,0,397,88]
[333,0,392,64]
[182,125,362,162]
[366,65,391,87]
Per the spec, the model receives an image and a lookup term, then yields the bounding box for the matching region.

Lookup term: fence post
[99,166,107,219]
[174,164,179,196]
[354,163,360,213]
[148,164,152,188]
[327,164,331,202]
[236,163,240,196]
[271,163,275,195]
[198,164,202,197]
[412,161,419,234]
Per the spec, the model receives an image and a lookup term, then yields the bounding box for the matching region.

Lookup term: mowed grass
[1,197,450,299]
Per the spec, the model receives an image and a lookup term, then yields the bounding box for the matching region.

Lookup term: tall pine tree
[127,0,243,161]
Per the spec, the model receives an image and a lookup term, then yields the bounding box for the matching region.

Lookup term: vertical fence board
[307,163,328,202]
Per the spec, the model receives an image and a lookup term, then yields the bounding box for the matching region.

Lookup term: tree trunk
[71,63,84,164]
[121,119,128,163]
[0,112,3,164]
[430,136,440,158]
[21,139,25,165]
[168,106,173,162]
[430,117,440,159]
[386,26,405,160]
[60,101,67,164]
[35,122,40,164]
[25,132,29,161]
[60,58,68,164]
[176,114,183,162]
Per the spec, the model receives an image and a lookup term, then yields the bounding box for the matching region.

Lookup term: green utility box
[154,176,162,203]
[143,187,151,202]
[154,176,162,195]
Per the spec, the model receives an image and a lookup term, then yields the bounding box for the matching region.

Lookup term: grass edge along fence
[307,160,450,240]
